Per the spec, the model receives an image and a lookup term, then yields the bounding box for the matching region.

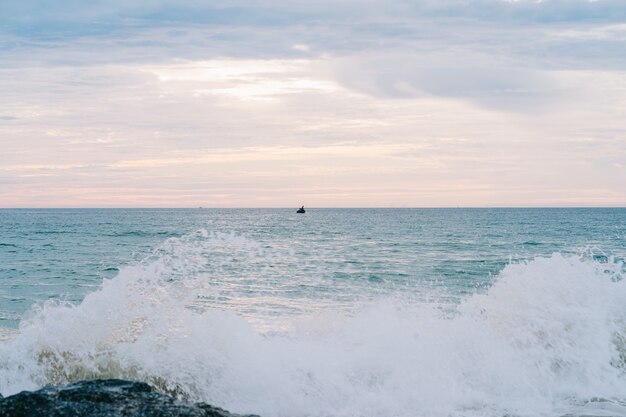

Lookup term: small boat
[297,206,306,213]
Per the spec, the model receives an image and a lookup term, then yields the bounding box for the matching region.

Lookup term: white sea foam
[1,232,626,417]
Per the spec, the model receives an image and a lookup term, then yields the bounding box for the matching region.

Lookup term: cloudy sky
[1,0,625,207]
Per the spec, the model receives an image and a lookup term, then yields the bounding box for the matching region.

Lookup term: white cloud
[0,0,625,206]
[292,44,310,52]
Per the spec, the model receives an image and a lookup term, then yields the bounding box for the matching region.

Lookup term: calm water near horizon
[1,208,626,417]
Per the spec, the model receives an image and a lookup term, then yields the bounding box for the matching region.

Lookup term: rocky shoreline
[0,379,259,417]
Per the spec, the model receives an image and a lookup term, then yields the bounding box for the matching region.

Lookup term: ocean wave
[105,231,180,238]
[1,232,625,417]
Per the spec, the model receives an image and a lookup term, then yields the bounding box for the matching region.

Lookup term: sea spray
[1,231,626,417]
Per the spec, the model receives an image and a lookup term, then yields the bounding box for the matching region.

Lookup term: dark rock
[0,379,260,417]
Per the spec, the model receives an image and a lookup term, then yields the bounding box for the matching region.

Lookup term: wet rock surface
[0,379,259,417]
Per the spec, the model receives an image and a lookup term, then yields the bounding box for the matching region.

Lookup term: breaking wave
[1,231,626,417]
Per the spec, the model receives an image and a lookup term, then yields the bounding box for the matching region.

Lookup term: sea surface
[1,208,626,417]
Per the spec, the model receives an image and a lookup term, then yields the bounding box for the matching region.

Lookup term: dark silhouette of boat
[297,206,306,213]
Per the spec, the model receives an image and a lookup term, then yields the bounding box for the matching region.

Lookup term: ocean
[1,208,625,417]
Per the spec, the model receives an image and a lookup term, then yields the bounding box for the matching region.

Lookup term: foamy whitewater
[1,208,626,417]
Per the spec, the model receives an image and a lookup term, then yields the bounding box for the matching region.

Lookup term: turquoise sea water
[1,208,626,417]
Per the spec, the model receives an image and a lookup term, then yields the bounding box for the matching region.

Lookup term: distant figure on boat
[297,206,306,213]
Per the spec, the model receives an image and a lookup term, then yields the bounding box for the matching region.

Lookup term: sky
[1,0,625,207]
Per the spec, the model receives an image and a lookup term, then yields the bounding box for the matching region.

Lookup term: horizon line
[2,206,625,210]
